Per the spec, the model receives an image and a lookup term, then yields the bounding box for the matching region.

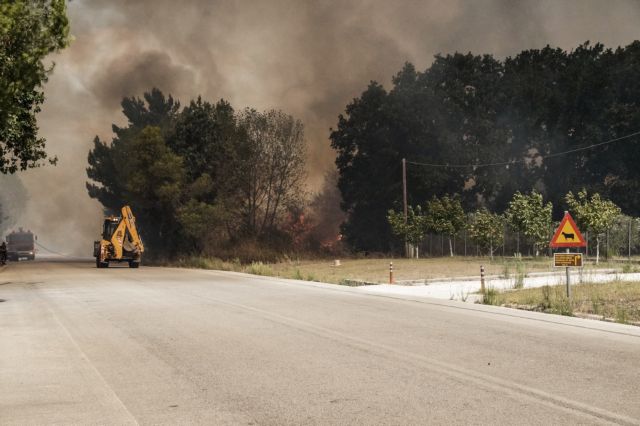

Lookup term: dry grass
[168,255,634,285]
[488,281,640,324]
[168,256,557,284]
[267,257,549,284]
[265,257,632,284]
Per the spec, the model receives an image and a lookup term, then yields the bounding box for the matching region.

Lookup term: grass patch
[174,256,241,272]
[244,261,275,277]
[482,287,500,306]
[485,281,640,323]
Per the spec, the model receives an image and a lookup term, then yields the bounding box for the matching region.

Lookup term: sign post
[565,248,571,299]
[550,211,586,298]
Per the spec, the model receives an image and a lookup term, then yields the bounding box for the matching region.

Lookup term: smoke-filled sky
[12,0,640,255]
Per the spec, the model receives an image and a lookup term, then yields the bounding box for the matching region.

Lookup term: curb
[394,268,621,286]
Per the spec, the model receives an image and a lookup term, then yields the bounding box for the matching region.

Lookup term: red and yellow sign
[550,212,586,248]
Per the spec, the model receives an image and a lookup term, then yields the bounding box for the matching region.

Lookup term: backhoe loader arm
[121,206,144,254]
[109,220,127,259]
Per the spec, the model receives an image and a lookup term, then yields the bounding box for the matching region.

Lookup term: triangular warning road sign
[550,212,586,248]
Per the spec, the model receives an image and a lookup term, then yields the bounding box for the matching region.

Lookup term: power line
[405,130,640,169]
[35,241,73,258]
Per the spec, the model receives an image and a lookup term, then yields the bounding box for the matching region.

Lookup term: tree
[176,199,226,253]
[424,195,465,256]
[332,42,640,253]
[468,209,504,259]
[86,123,186,255]
[331,81,399,252]
[234,109,306,238]
[505,191,553,256]
[0,0,69,173]
[115,126,185,254]
[169,97,237,186]
[387,205,427,258]
[87,89,181,212]
[565,189,621,264]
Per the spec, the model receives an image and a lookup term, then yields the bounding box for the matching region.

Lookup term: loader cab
[102,217,121,240]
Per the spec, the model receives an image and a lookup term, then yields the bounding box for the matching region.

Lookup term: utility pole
[402,158,409,258]
[402,158,407,224]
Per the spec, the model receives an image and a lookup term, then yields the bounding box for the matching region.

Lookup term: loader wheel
[129,261,140,269]
[96,258,108,268]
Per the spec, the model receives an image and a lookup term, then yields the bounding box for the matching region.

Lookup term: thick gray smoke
[0,174,27,237]
[13,0,640,255]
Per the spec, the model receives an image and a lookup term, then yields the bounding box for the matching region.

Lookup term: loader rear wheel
[129,261,140,268]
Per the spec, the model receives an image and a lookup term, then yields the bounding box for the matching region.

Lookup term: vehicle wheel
[129,261,140,269]
[96,258,108,268]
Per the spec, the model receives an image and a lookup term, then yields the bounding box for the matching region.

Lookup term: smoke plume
[11,0,640,255]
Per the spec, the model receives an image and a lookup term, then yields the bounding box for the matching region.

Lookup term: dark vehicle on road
[6,228,36,261]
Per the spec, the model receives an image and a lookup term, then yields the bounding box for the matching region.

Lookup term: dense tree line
[331,42,640,252]
[86,89,307,260]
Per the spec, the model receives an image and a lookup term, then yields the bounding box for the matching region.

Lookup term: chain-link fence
[416,215,640,260]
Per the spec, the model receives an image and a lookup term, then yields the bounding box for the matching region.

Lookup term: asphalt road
[1,260,639,425]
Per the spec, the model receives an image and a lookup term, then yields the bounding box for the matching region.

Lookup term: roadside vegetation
[483,281,640,325]
[166,255,629,285]
[167,256,526,284]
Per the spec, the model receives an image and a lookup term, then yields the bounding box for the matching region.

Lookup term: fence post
[464,229,467,257]
[565,248,571,299]
[389,262,394,284]
[586,231,589,258]
[453,234,456,256]
[480,265,485,295]
[629,218,632,262]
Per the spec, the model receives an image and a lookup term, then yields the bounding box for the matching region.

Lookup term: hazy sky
[14,0,640,255]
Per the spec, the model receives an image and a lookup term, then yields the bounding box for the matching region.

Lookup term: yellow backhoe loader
[94,206,144,268]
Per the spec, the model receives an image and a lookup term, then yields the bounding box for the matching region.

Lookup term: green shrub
[502,264,511,279]
[615,307,628,324]
[245,262,275,276]
[482,287,499,305]
[590,296,602,316]
[553,296,573,316]
[513,272,525,290]
[541,285,552,310]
